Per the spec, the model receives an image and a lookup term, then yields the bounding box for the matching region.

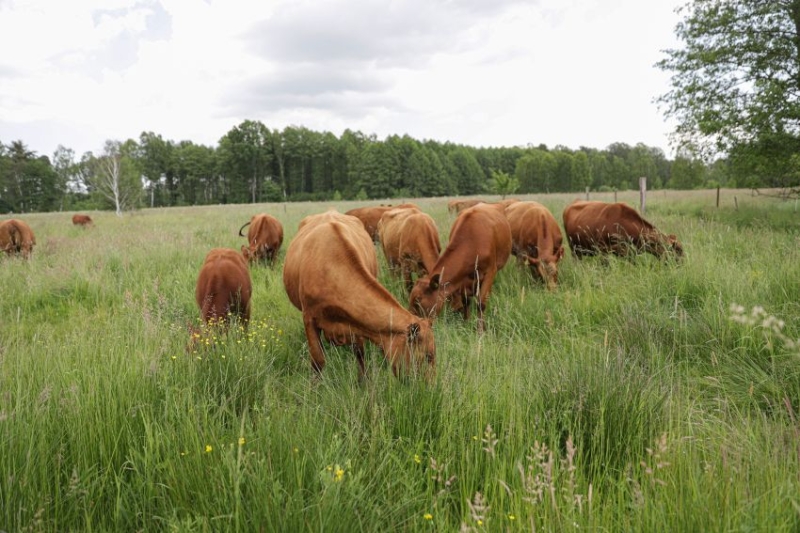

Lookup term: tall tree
[515,149,556,193]
[87,140,142,216]
[52,145,77,194]
[138,132,177,206]
[218,121,274,203]
[669,153,706,190]
[448,147,485,195]
[657,0,800,190]
[4,141,34,212]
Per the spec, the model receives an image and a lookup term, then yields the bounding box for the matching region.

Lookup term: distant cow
[72,214,93,227]
[562,200,683,260]
[448,198,518,214]
[409,202,512,333]
[505,201,565,289]
[194,248,252,328]
[283,210,435,379]
[447,198,484,214]
[238,214,284,265]
[378,207,441,292]
[345,204,417,242]
[0,219,36,259]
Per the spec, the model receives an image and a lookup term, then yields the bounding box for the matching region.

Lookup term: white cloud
[0,0,683,159]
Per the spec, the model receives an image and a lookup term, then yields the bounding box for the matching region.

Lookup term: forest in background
[0,119,772,214]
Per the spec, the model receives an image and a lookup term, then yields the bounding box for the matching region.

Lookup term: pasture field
[1,189,799,532]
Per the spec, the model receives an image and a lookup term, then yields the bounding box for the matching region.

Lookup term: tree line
[0,120,755,215]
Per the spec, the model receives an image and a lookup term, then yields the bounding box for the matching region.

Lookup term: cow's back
[347,204,418,241]
[195,248,252,323]
[451,203,512,270]
[249,214,283,243]
[284,211,376,310]
[72,214,93,226]
[0,219,35,258]
[507,201,562,253]
[565,201,648,237]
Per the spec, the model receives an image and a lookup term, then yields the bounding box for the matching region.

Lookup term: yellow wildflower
[205,445,213,453]
[423,513,433,520]
[334,467,345,482]
[238,437,245,446]
[414,454,422,464]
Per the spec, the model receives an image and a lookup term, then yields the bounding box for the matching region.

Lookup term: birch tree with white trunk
[88,140,141,216]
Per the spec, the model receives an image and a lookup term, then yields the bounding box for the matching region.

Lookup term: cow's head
[241,245,259,264]
[667,235,684,259]
[387,319,436,380]
[408,273,448,319]
[523,245,564,290]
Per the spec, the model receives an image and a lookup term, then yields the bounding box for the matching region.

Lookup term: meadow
[1,189,799,532]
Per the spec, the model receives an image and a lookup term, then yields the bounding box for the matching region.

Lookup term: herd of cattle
[1,199,682,379]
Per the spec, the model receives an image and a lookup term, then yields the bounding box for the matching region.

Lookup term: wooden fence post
[585,186,590,201]
[639,177,647,214]
[614,188,617,202]
[716,187,720,208]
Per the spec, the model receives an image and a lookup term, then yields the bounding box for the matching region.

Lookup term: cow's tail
[238,221,251,237]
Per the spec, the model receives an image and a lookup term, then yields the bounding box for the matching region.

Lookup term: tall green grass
[1,191,799,531]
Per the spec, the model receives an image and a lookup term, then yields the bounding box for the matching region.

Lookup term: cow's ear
[429,274,440,290]
[407,322,421,341]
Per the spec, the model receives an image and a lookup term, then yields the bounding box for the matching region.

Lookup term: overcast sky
[0,0,685,160]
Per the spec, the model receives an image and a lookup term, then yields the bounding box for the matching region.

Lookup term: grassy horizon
[1,188,799,531]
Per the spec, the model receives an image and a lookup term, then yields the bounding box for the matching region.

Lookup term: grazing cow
[194,248,252,328]
[345,204,417,242]
[505,201,565,289]
[378,207,442,292]
[283,210,435,379]
[0,219,36,259]
[562,200,684,259]
[447,198,484,215]
[409,202,512,333]
[238,214,284,265]
[72,214,93,227]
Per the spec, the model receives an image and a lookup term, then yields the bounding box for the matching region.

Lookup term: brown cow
[345,203,417,242]
[0,219,36,259]
[72,214,93,227]
[447,198,484,214]
[283,210,435,379]
[378,207,441,292]
[189,248,252,351]
[409,202,512,333]
[238,214,284,265]
[190,248,252,350]
[505,201,565,289]
[195,248,252,327]
[562,200,683,260]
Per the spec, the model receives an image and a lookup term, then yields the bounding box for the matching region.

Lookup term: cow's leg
[303,315,326,374]
[460,291,471,320]
[476,269,499,334]
[352,340,367,381]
